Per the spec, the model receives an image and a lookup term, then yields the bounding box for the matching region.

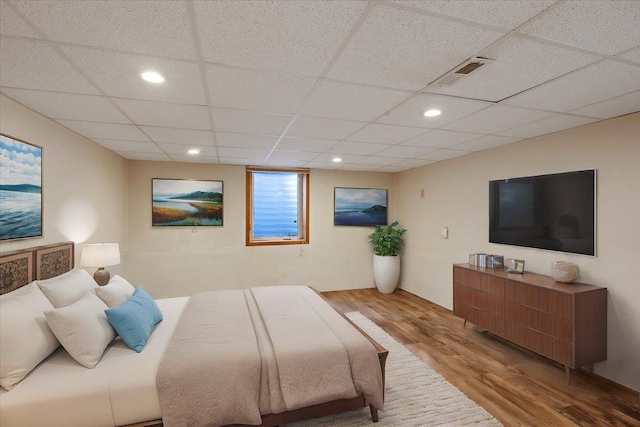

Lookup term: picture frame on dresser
[0,133,43,241]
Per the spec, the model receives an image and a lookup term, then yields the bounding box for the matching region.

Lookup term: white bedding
[0,297,189,427]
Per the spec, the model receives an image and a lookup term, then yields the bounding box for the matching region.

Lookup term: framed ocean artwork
[0,134,43,241]
[152,178,223,227]
[334,187,387,226]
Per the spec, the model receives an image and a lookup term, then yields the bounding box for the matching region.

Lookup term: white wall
[0,94,127,269]
[124,160,396,297]
[396,113,640,391]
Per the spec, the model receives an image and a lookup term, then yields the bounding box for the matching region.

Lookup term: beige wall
[396,112,640,391]
[124,160,396,297]
[0,94,127,269]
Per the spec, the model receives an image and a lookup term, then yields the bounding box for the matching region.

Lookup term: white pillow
[0,283,60,390]
[44,292,115,369]
[37,269,98,308]
[95,275,135,308]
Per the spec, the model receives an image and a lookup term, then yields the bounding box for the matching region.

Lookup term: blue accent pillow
[104,287,163,353]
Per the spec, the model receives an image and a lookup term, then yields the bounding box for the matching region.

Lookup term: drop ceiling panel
[570,91,640,120]
[268,151,319,162]
[377,93,492,128]
[443,105,554,134]
[219,157,254,166]
[504,60,640,112]
[61,46,206,104]
[374,145,437,158]
[418,148,472,161]
[158,143,217,156]
[1,88,129,123]
[140,127,214,146]
[169,155,219,164]
[286,116,365,140]
[347,123,427,144]
[276,137,337,152]
[339,163,384,172]
[217,147,269,160]
[0,38,98,94]
[93,139,162,153]
[264,159,308,168]
[116,152,171,161]
[426,36,600,102]
[300,81,411,122]
[396,1,558,30]
[194,0,367,76]
[356,156,408,166]
[451,134,521,151]
[206,65,318,114]
[313,153,364,163]
[114,99,211,129]
[497,114,598,139]
[520,1,640,55]
[329,141,391,155]
[11,0,197,59]
[212,108,292,135]
[216,133,278,149]
[304,161,342,170]
[326,5,505,90]
[402,129,483,148]
[618,47,640,64]
[56,120,150,141]
[389,158,436,169]
[0,2,38,38]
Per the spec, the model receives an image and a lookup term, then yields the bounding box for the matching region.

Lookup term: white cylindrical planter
[373,254,400,294]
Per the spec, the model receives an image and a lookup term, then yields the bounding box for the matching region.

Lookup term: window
[246,167,309,246]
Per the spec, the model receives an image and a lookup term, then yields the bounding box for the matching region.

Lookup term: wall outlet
[420,189,425,198]
[441,227,448,239]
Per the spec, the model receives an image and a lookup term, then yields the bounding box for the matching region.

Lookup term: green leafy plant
[368,221,407,256]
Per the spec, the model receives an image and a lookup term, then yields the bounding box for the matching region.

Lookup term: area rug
[291,312,502,427]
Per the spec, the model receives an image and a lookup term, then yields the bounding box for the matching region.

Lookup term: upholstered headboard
[0,242,74,294]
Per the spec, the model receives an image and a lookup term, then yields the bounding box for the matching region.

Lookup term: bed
[0,242,388,427]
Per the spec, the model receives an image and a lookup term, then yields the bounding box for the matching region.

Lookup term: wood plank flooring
[322,288,640,427]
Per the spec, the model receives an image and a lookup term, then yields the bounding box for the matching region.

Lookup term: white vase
[373,254,400,294]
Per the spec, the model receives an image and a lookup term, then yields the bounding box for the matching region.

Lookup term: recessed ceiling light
[187,148,200,155]
[424,109,441,117]
[332,157,342,163]
[141,71,164,83]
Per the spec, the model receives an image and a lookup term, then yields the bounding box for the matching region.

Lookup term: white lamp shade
[81,243,121,267]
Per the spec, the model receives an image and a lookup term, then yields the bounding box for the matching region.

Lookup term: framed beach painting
[152,179,223,227]
[0,134,43,241]
[334,187,387,226]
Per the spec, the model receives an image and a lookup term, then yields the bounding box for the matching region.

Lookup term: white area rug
[291,312,502,427]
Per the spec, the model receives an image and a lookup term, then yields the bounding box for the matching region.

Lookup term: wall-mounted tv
[489,170,596,256]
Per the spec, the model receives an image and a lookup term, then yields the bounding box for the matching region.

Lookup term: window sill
[246,239,309,247]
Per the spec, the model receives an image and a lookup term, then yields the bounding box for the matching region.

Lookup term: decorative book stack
[468,254,504,269]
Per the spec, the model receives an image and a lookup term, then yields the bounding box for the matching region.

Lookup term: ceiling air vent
[432,57,494,87]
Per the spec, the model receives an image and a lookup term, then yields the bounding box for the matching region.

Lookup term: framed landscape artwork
[152,179,223,227]
[334,187,387,226]
[0,134,43,241]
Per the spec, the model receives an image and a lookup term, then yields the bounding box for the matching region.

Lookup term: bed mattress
[0,297,189,427]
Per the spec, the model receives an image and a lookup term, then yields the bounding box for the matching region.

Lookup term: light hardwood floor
[322,288,640,427]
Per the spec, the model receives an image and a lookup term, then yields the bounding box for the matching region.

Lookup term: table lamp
[81,243,120,286]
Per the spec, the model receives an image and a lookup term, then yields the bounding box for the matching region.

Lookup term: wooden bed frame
[0,242,388,427]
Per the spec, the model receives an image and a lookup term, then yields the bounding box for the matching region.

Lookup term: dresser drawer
[454,267,505,296]
[506,301,572,341]
[506,282,572,318]
[455,283,505,316]
[454,300,505,337]
[505,321,572,366]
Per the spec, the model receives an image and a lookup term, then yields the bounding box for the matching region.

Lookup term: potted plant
[368,221,407,293]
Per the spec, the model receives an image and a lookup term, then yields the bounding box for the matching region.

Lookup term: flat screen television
[489,170,596,256]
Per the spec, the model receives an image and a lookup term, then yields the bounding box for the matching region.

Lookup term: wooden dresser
[453,263,607,382]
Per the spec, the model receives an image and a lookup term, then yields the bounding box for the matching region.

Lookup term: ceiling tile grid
[0,0,638,172]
